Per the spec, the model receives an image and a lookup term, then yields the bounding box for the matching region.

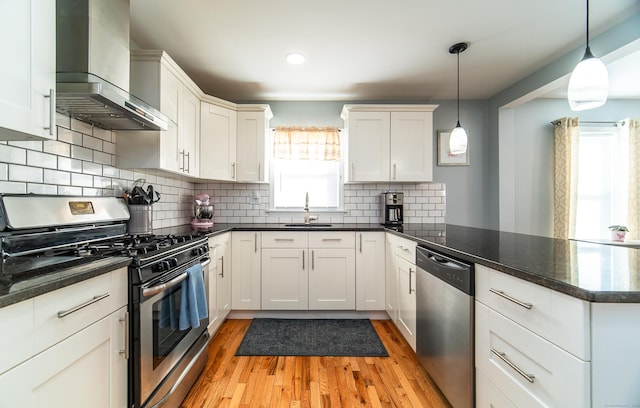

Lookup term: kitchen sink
[284,223,333,227]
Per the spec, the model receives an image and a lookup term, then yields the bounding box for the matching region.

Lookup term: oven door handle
[142,272,188,298]
[142,258,211,298]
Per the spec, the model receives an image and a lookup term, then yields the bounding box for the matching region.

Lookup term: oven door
[138,257,210,406]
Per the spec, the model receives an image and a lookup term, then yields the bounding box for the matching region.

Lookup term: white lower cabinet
[209,233,231,329]
[476,302,590,408]
[355,232,386,310]
[395,255,416,350]
[385,233,417,350]
[261,231,356,310]
[231,232,261,309]
[0,269,128,408]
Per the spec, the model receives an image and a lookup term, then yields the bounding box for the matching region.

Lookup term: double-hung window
[269,127,343,211]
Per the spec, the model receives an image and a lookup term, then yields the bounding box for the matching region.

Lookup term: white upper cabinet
[236,105,273,183]
[0,0,56,140]
[117,51,200,176]
[341,105,438,182]
[200,101,237,181]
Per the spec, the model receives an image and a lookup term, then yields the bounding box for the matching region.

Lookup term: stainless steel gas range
[0,195,211,408]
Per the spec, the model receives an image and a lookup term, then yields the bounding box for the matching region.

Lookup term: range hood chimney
[56,0,168,131]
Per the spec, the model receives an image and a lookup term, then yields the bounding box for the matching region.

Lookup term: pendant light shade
[449,42,468,155]
[568,0,609,111]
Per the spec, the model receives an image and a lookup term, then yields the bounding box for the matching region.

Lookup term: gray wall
[499,98,640,237]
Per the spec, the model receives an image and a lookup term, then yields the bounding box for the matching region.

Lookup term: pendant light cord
[586,0,590,48]
[457,51,460,124]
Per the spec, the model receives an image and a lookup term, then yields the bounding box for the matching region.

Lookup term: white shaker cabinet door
[261,248,308,310]
[0,0,56,141]
[231,232,261,310]
[390,111,433,181]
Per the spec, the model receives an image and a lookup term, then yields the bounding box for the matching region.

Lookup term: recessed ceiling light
[286,53,305,65]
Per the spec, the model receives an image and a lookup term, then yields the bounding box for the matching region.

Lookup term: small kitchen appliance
[380,192,404,226]
[191,194,214,227]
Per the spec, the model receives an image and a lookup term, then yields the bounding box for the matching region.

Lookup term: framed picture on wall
[437,129,470,166]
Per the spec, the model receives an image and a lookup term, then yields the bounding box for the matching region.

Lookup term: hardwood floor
[180,319,451,408]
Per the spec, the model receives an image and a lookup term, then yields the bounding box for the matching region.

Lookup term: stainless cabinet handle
[185,151,190,173]
[119,311,129,359]
[312,250,315,270]
[179,150,185,171]
[258,162,261,180]
[393,163,397,180]
[57,293,110,318]
[275,238,294,242]
[302,250,305,270]
[409,268,414,294]
[489,288,533,309]
[254,233,258,252]
[322,238,342,241]
[359,233,362,253]
[491,348,535,383]
[44,88,55,135]
[398,245,411,252]
[219,255,224,277]
[232,162,236,179]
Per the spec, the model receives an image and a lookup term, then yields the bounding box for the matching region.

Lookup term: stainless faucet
[304,192,318,224]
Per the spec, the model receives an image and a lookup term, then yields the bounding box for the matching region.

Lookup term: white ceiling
[129,0,640,103]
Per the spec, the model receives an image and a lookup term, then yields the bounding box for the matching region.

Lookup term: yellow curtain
[627,119,639,240]
[273,126,340,160]
[553,117,580,239]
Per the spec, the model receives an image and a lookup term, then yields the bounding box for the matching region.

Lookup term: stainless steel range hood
[56,0,169,131]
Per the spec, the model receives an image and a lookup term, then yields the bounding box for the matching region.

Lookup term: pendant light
[567,0,609,111]
[449,42,468,155]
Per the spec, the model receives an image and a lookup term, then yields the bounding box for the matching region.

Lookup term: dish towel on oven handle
[179,263,208,330]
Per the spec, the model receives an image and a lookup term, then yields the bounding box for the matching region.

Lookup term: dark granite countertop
[5,221,635,309]
[167,222,640,303]
[0,257,132,308]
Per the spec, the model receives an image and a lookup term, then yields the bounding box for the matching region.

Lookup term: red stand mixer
[191,194,214,227]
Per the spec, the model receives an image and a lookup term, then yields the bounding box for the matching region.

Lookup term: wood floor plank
[180,319,452,408]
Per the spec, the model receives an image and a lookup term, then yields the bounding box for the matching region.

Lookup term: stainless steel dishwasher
[416,246,474,408]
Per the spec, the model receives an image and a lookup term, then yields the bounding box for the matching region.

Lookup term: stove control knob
[153,260,170,273]
[192,247,204,256]
[168,257,179,268]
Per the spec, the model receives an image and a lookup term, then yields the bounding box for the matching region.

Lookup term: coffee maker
[380,192,404,226]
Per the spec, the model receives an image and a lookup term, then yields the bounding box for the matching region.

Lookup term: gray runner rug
[235,318,389,357]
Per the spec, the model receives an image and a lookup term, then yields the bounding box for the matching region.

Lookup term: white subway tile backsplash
[82,134,103,151]
[9,164,42,183]
[27,183,57,195]
[0,181,26,194]
[56,128,83,145]
[71,172,93,187]
[43,140,71,157]
[0,144,27,165]
[0,164,7,180]
[27,151,57,169]
[57,185,83,196]
[57,156,83,173]
[82,161,102,175]
[44,169,71,185]
[70,145,92,161]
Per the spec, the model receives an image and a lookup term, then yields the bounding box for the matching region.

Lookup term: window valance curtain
[273,126,340,161]
[553,117,580,239]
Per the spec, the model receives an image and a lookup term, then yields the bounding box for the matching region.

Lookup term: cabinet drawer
[0,299,34,374]
[308,232,355,248]
[387,234,415,263]
[33,271,118,353]
[262,231,308,248]
[475,264,590,360]
[476,302,590,408]
[476,369,517,408]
